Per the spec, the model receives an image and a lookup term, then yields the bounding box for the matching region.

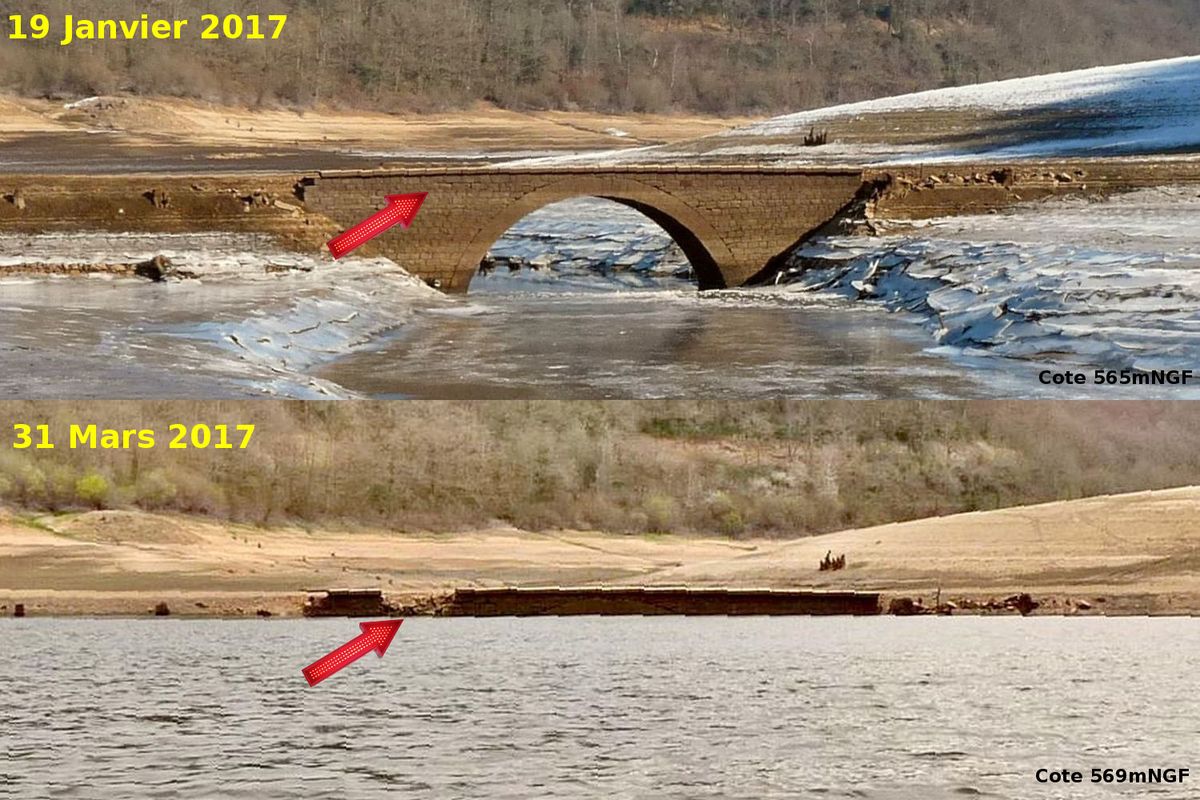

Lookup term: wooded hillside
[4,401,1200,537]
[1,0,1197,114]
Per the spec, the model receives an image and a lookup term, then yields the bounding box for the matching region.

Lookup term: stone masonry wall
[865,160,1200,220]
[306,166,866,291]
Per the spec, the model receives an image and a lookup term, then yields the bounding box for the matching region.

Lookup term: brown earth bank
[0,94,758,175]
[4,95,757,150]
[2,487,1198,618]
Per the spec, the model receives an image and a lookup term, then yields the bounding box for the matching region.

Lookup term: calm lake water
[4,617,1197,799]
[318,285,988,399]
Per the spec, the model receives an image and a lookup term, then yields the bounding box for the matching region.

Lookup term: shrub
[75,473,110,510]
[134,470,178,510]
[642,493,678,533]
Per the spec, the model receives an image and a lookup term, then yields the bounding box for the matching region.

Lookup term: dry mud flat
[0,94,756,174]
[2,487,1198,618]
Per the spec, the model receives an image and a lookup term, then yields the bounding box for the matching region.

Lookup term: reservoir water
[3,190,1198,400]
[318,283,987,399]
[3,617,1196,799]
[0,220,988,400]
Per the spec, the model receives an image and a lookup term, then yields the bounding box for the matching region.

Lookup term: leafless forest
[1,0,1197,113]
[3,402,1199,537]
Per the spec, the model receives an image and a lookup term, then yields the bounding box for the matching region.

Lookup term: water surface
[320,283,987,399]
[4,617,1197,799]
[4,191,1197,400]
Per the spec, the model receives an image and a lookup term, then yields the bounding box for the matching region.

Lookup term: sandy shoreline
[3,486,1198,618]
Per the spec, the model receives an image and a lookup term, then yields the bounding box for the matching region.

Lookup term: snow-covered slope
[741,55,1199,133]
[509,56,1200,167]
[720,54,1200,162]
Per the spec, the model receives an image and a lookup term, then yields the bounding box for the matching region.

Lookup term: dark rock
[14,603,25,618]
[144,188,171,209]
[256,609,273,618]
[240,190,275,209]
[1004,593,1039,616]
[802,127,829,147]
[153,602,171,617]
[888,597,927,616]
[135,255,175,282]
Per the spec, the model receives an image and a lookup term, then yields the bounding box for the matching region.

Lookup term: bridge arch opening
[452,177,735,292]
[471,197,709,292]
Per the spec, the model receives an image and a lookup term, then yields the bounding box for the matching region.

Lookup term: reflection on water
[4,617,1197,799]
[319,286,987,399]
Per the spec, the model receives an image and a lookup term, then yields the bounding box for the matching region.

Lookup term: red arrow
[327,193,427,259]
[302,619,404,687]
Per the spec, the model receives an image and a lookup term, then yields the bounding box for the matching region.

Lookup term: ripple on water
[3,617,1199,799]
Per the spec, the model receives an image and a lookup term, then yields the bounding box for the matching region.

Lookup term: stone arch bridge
[305,165,869,292]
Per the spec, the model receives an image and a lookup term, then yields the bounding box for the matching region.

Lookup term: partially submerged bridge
[303,158,1200,292]
[305,165,868,292]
